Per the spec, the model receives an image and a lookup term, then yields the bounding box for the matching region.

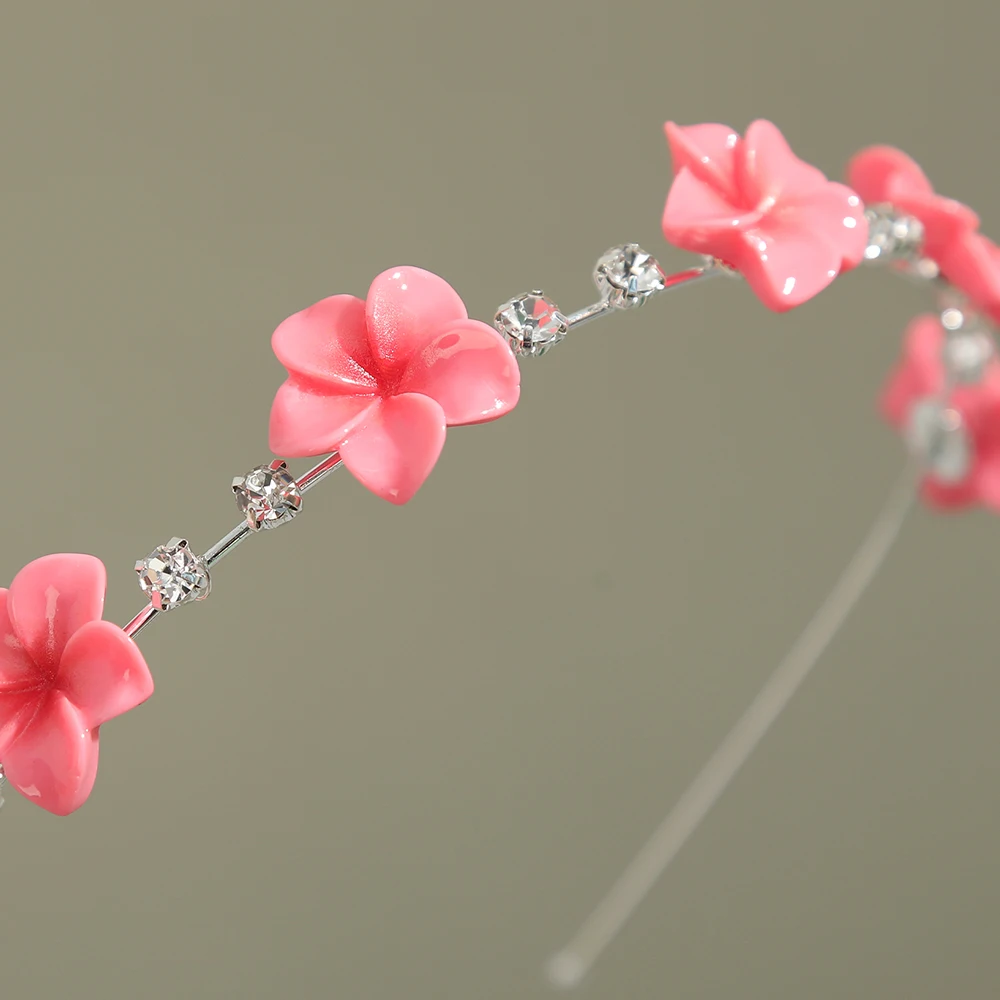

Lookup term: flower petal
[893,191,980,264]
[662,168,763,260]
[0,689,42,759]
[951,369,1000,451]
[973,461,1000,511]
[846,145,935,206]
[271,295,378,392]
[3,693,100,815]
[365,267,469,382]
[921,476,978,511]
[58,620,154,728]
[879,315,944,427]
[338,394,446,504]
[735,192,866,312]
[738,120,830,203]
[664,122,742,202]
[0,589,44,692]
[399,319,521,426]
[779,181,869,267]
[7,554,106,674]
[268,377,376,458]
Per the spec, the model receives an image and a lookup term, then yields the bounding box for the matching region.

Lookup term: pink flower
[269,266,521,504]
[847,146,1000,320]
[881,314,1000,510]
[0,554,154,815]
[661,120,867,311]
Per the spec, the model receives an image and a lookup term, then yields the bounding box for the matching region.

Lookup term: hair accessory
[544,128,1000,988]
[2,115,998,992]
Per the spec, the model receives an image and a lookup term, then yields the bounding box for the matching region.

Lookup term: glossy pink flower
[0,554,154,815]
[847,146,1000,320]
[269,266,521,504]
[881,314,1000,510]
[661,119,867,311]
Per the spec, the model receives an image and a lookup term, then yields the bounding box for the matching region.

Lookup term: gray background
[2,2,998,998]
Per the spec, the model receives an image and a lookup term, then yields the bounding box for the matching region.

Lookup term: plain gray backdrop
[2,2,999,998]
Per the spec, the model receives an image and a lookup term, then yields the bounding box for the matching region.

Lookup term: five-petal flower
[881,314,1000,510]
[269,266,521,504]
[847,145,1000,321]
[661,119,868,311]
[0,553,154,815]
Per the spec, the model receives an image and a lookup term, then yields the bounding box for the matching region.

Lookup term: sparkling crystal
[233,460,302,530]
[135,537,211,612]
[943,329,994,383]
[863,206,924,262]
[906,399,971,483]
[494,292,568,357]
[940,306,965,332]
[593,244,665,307]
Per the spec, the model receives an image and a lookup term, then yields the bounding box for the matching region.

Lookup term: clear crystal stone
[863,206,925,262]
[906,399,971,483]
[943,329,994,383]
[593,244,665,307]
[233,460,302,530]
[135,537,211,611]
[494,292,568,357]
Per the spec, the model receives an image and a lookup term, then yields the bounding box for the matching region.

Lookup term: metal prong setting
[135,537,212,612]
[593,244,666,309]
[494,291,569,357]
[232,459,303,531]
[862,204,925,264]
[939,304,995,384]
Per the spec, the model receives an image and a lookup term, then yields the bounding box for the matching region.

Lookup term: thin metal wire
[546,459,921,990]
[564,261,724,330]
[122,453,343,639]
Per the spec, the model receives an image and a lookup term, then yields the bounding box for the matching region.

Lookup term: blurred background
[1,2,998,997]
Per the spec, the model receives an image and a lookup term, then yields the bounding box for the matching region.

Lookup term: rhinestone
[863,206,924,262]
[593,244,665,308]
[906,399,971,483]
[494,292,568,358]
[943,329,994,383]
[233,459,302,531]
[940,307,965,332]
[135,537,211,612]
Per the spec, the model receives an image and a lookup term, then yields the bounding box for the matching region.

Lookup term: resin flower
[661,119,867,311]
[847,146,1000,319]
[0,554,154,815]
[881,314,1000,510]
[269,266,521,504]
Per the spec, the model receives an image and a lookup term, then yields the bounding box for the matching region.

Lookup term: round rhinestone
[135,537,211,612]
[906,399,971,483]
[494,292,568,358]
[943,330,993,383]
[233,460,302,530]
[863,206,925,262]
[593,244,665,308]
